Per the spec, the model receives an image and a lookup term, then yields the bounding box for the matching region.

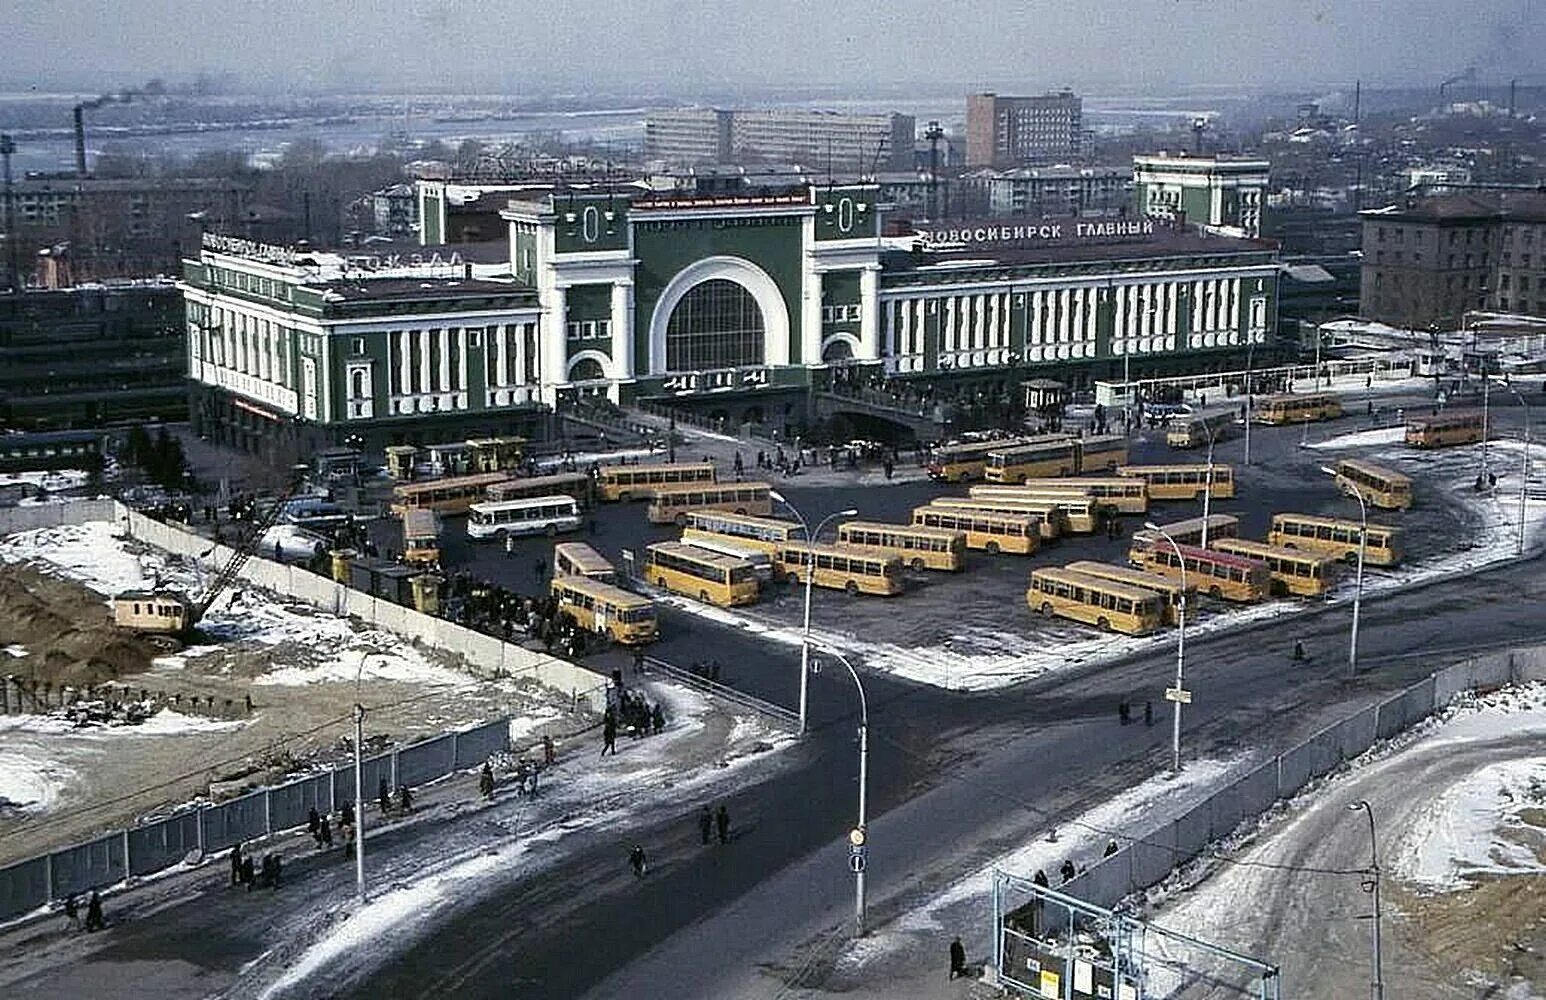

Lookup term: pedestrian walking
[698,805,712,845]
[651,702,666,735]
[241,856,256,891]
[63,894,80,932]
[1060,859,1077,884]
[715,803,730,845]
[398,785,413,813]
[308,807,321,842]
[601,709,618,756]
[504,533,515,559]
[543,734,556,766]
[84,891,104,932]
[479,762,495,801]
[1032,869,1048,888]
[949,937,967,980]
[230,842,244,886]
[319,816,333,848]
[1104,839,1119,858]
[1144,701,1154,727]
[1118,700,1130,725]
[629,844,648,878]
[379,778,392,816]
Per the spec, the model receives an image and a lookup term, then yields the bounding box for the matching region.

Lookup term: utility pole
[0,134,16,292]
[924,121,945,222]
[353,700,367,903]
[1348,800,1384,1000]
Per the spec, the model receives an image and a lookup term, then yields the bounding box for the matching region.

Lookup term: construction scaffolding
[989,870,1280,999]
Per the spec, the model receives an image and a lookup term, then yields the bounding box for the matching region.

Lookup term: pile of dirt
[0,564,157,686]
[1396,877,1546,988]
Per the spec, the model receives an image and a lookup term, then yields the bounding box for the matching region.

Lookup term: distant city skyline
[3,0,1542,96]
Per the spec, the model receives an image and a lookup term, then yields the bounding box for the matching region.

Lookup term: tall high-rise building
[966,92,1083,167]
[644,108,915,172]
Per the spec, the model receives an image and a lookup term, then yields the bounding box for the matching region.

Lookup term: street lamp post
[1142,522,1188,774]
[769,490,858,736]
[1200,423,1219,548]
[1243,339,1255,466]
[815,647,870,937]
[1322,466,1367,676]
[1347,800,1384,1000]
[352,701,367,903]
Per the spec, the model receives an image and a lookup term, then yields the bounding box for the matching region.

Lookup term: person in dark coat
[629,844,647,878]
[241,856,256,891]
[1060,859,1077,883]
[63,893,80,932]
[715,804,730,845]
[84,891,104,932]
[698,805,713,845]
[230,842,244,886]
[307,807,320,839]
[949,937,967,980]
[379,779,392,816]
[1144,701,1154,727]
[318,816,333,848]
[479,762,495,800]
[1032,869,1049,888]
[397,785,413,813]
[651,702,666,735]
[601,710,617,756]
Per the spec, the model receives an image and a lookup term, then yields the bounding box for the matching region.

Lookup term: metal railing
[642,655,800,730]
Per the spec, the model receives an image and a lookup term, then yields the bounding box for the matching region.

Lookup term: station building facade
[182,185,1279,453]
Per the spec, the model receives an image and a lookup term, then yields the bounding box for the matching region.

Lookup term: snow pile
[1306,425,1406,450]
[0,520,152,597]
[0,469,89,492]
[129,707,247,736]
[3,645,26,658]
[1393,756,1546,891]
[0,746,76,814]
[508,705,563,743]
[254,645,474,689]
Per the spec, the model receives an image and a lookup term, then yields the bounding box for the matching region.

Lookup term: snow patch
[0,747,76,813]
[0,520,151,597]
[1305,425,1406,450]
[1394,756,1546,891]
[254,646,474,689]
[3,644,26,658]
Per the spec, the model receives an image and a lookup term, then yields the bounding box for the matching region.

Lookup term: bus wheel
[675,513,688,527]
[734,508,747,515]
[1343,552,1359,565]
[1209,585,1223,599]
[845,580,860,596]
[545,523,557,537]
[1097,616,1111,631]
[911,557,926,571]
[699,590,710,602]
[985,541,1001,555]
[1040,602,1054,617]
[618,491,631,502]
[656,576,667,588]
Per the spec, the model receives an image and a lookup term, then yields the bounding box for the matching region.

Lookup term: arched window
[822,338,854,363]
[569,357,605,382]
[350,369,366,398]
[665,279,765,372]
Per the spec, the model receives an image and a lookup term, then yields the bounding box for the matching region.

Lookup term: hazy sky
[6,0,1543,94]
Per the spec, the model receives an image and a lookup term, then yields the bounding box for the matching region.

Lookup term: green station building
[181,182,1279,454]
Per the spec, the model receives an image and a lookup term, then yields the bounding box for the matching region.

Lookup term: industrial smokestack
[73,106,87,177]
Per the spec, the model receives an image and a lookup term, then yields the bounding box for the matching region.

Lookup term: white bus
[467,495,582,541]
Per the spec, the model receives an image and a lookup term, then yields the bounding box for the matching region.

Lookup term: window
[665,279,765,372]
[352,337,365,355]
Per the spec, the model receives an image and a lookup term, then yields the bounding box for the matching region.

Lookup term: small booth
[329,549,356,584]
[314,447,362,479]
[466,436,526,473]
[425,442,472,478]
[410,573,443,615]
[385,445,419,481]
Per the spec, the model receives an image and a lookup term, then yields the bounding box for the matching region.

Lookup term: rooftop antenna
[924,121,945,221]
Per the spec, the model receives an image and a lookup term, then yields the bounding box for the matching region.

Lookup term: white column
[397,330,411,394]
[611,281,635,378]
[457,328,469,395]
[493,325,508,388]
[417,329,432,394]
[858,267,879,361]
[802,271,823,366]
[513,324,527,386]
[545,287,568,391]
[438,327,451,394]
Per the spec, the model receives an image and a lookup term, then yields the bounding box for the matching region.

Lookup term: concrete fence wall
[1060,647,1530,911]
[0,498,120,535]
[0,717,512,922]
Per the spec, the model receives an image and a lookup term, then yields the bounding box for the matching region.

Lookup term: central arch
[647,256,791,374]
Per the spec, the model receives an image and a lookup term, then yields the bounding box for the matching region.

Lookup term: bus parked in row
[1209,538,1339,598]
[1267,513,1404,567]
[467,496,583,540]
[646,481,773,525]
[911,505,1041,554]
[1253,392,1342,426]
[1118,464,1236,501]
[926,497,1066,540]
[990,478,1148,514]
[392,472,513,515]
[927,437,1039,483]
[1405,410,1488,449]
[675,533,775,580]
[486,472,594,507]
[1165,408,1238,449]
[773,542,905,596]
[598,462,716,502]
[1133,513,1239,548]
[1332,459,1413,511]
[984,435,1077,484]
[681,510,805,555]
[1075,435,1129,473]
[553,541,616,583]
[1063,560,1190,626]
[643,542,761,607]
[550,575,657,645]
[835,521,967,572]
[1027,567,1166,636]
[1129,540,1271,603]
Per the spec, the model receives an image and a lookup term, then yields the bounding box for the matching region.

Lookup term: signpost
[1165,687,1192,705]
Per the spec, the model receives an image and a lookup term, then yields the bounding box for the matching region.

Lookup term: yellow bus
[643,541,761,606]
[1064,560,1189,626]
[681,510,805,555]
[1405,410,1487,449]
[1333,459,1414,511]
[1118,464,1236,501]
[1253,392,1342,426]
[994,477,1149,514]
[1027,568,1165,636]
[1166,408,1238,449]
[550,575,657,645]
[1075,434,1129,473]
[836,520,967,572]
[1208,538,1338,598]
[646,480,773,525]
[392,472,514,515]
[1267,513,1403,567]
[598,462,716,502]
[773,542,905,596]
[911,505,1041,554]
[926,497,1067,539]
[1130,540,1271,603]
[465,436,526,473]
[486,472,594,507]
[926,437,1039,483]
[402,509,441,567]
[983,435,1078,484]
[553,541,616,583]
[1134,513,1239,548]
[946,493,1106,534]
